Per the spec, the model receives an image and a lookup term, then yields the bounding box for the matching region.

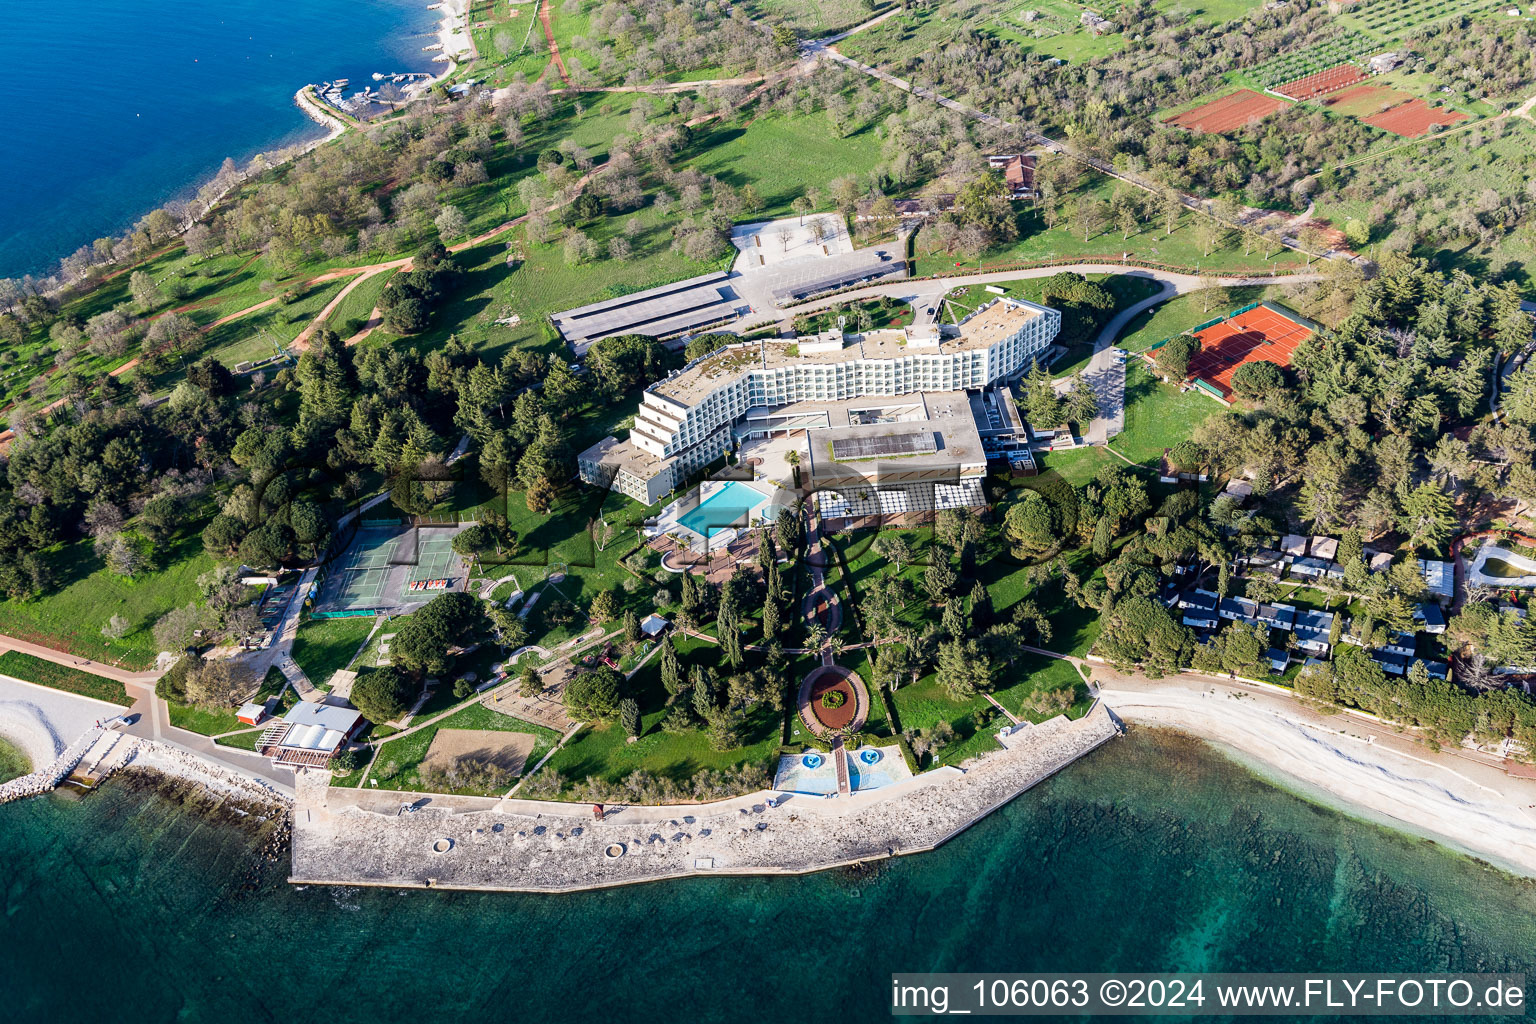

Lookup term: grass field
[1114,285,1278,352]
[915,173,1310,277]
[167,667,288,737]
[369,700,564,796]
[539,633,782,790]
[1107,361,1219,468]
[0,735,29,782]
[291,615,377,689]
[0,534,215,670]
[0,651,130,705]
[324,269,396,335]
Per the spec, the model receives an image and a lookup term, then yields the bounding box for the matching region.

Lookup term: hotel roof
[650,298,1051,405]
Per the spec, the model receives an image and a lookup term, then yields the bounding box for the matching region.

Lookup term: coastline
[14,0,448,285]
[1096,674,1536,878]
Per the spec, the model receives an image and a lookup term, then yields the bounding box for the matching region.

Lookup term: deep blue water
[6,729,1536,1023]
[0,0,440,279]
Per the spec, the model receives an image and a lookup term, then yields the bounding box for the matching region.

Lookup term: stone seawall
[0,725,108,804]
[290,702,1122,893]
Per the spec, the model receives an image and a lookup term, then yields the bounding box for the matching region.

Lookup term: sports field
[1186,303,1315,398]
[1364,98,1468,137]
[1164,90,1291,134]
[1273,64,1366,101]
[315,523,471,614]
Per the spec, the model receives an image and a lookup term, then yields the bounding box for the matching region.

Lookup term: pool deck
[289,702,1122,893]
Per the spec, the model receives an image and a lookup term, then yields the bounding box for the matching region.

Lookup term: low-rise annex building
[578,296,1062,506]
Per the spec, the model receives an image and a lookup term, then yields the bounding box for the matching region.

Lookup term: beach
[1096,670,1536,877]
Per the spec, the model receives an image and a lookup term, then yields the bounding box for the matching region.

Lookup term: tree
[660,637,682,694]
[350,666,416,724]
[182,657,256,709]
[872,534,912,572]
[619,697,642,738]
[566,667,623,719]
[519,664,543,697]
[1070,197,1109,242]
[434,205,468,240]
[1230,361,1285,402]
[590,588,620,623]
[391,591,488,676]
[623,609,643,644]
[1398,482,1455,551]
[102,614,130,641]
[1155,334,1197,380]
[1064,373,1098,427]
[1020,363,1062,427]
[1004,491,1056,553]
[154,603,206,652]
[936,639,989,699]
[923,560,956,602]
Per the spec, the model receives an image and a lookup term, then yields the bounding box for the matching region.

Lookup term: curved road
[753,264,1324,444]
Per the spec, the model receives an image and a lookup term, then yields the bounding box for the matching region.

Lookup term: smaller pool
[678,481,769,538]
[859,749,882,765]
[802,753,824,769]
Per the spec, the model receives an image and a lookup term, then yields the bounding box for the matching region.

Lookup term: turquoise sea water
[0,0,439,278]
[6,729,1536,1022]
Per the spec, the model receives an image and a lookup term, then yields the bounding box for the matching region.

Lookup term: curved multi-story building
[579,296,1061,505]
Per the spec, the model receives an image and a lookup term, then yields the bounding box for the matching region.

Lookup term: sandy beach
[1097,671,1536,877]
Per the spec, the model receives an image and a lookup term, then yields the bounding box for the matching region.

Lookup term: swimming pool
[678,481,769,538]
[847,746,913,792]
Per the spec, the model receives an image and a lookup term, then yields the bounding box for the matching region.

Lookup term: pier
[290,702,1123,893]
[0,720,122,805]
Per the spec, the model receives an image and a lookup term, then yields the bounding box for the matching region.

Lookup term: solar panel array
[830,431,937,461]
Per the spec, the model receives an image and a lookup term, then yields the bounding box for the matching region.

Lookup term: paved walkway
[0,634,161,686]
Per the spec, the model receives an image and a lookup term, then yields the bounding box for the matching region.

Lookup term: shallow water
[0,0,438,277]
[5,729,1536,1022]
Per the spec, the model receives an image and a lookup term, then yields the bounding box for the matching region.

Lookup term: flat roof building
[256,702,364,769]
[580,296,1061,504]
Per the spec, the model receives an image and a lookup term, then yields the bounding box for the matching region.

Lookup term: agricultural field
[1363,97,1469,136]
[740,0,891,35]
[1322,83,1415,117]
[1341,0,1510,40]
[1163,89,1293,134]
[1273,63,1367,101]
[1244,30,1377,89]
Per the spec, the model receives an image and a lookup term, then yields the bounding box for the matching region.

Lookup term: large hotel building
[578,296,1062,506]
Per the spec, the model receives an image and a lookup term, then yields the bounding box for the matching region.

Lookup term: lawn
[684,114,885,219]
[0,651,130,705]
[539,634,783,791]
[367,700,565,797]
[324,269,396,336]
[167,667,288,737]
[740,0,891,34]
[0,533,215,670]
[914,172,1311,278]
[1114,285,1278,352]
[1107,361,1220,469]
[199,277,353,368]
[291,615,377,689]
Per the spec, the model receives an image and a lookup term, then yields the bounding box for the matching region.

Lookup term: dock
[289,702,1123,893]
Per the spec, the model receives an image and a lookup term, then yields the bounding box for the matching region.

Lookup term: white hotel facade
[579,297,1062,505]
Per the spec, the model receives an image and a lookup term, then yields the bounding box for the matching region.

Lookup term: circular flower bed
[820,689,847,710]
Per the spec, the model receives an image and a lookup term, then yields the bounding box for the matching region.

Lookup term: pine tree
[660,637,681,694]
[763,593,782,640]
[624,609,643,644]
[619,697,641,738]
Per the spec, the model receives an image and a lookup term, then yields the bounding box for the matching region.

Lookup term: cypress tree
[660,637,681,694]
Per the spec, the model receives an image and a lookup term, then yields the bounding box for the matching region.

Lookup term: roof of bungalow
[1266,647,1291,668]
[1419,558,1453,599]
[1220,596,1259,620]
[1281,534,1308,556]
[1294,608,1335,630]
[1310,536,1339,560]
[1415,603,1447,629]
[1257,602,1296,625]
[1373,650,1411,674]
[1182,590,1219,613]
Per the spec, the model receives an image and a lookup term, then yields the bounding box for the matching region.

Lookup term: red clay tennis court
[1186,303,1315,398]
[1274,64,1367,101]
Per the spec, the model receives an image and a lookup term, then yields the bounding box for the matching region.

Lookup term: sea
[5,729,1536,1023]
[0,0,442,280]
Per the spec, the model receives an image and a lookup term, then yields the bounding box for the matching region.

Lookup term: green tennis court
[349,529,399,569]
[334,566,390,607]
[398,529,462,599]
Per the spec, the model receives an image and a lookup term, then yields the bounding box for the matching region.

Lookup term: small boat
[371,71,384,80]
[334,78,349,87]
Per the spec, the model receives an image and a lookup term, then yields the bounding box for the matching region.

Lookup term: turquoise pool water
[679,482,769,537]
